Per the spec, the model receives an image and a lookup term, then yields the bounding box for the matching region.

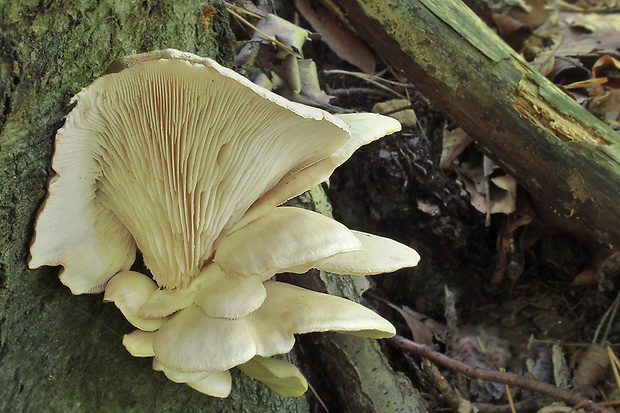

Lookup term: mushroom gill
[28,49,420,397]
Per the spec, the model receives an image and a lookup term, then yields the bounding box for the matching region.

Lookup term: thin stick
[500,367,517,413]
[388,335,615,413]
[324,69,415,88]
[224,2,264,19]
[323,69,411,99]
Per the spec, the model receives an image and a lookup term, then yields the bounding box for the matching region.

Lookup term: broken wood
[328,0,620,250]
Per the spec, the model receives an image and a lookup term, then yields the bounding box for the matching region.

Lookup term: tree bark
[328,0,620,251]
[0,1,423,411]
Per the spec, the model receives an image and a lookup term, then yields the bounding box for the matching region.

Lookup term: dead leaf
[297,59,333,105]
[508,0,550,29]
[295,0,376,74]
[552,344,570,388]
[440,128,472,169]
[456,157,518,225]
[393,305,435,346]
[492,191,535,284]
[572,343,610,388]
[570,268,600,287]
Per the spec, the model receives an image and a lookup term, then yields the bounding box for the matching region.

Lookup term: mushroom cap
[237,355,308,397]
[152,358,232,398]
[102,271,164,331]
[29,49,358,291]
[153,280,396,372]
[214,206,362,278]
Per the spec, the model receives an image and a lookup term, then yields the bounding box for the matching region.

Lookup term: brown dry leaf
[295,0,376,74]
[529,5,620,82]
[508,0,551,29]
[396,306,435,346]
[492,12,528,38]
[492,192,535,283]
[572,343,610,388]
[457,157,518,225]
[570,268,600,287]
[572,12,620,33]
[593,54,620,90]
[440,127,474,169]
[531,10,620,73]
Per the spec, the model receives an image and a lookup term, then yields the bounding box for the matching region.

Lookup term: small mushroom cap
[215,206,362,278]
[186,371,232,398]
[152,359,232,398]
[237,355,308,397]
[102,271,163,331]
[122,330,156,357]
[137,282,199,319]
[314,230,421,275]
[193,263,268,319]
[153,281,395,372]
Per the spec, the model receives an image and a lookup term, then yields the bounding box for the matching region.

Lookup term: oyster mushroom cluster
[28,49,420,397]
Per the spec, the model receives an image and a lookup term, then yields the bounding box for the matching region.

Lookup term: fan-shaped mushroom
[29,49,420,397]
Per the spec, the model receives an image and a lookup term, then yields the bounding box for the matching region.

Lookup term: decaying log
[327,0,620,251]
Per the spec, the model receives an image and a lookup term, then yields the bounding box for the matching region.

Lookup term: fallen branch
[388,335,615,413]
[328,0,620,250]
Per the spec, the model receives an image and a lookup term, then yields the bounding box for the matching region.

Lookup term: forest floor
[226,1,620,412]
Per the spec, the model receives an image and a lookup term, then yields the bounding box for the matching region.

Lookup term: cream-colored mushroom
[28,49,420,397]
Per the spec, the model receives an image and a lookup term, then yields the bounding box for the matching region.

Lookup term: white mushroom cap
[314,231,421,275]
[29,50,354,291]
[122,330,156,357]
[102,271,164,331]
[231,112,402,232]
[237,355,308,397]
[215,206,362,278]
[152,359,232,398]
[152,281,395,373]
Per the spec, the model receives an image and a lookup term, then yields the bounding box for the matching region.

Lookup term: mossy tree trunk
[0,1,424,411]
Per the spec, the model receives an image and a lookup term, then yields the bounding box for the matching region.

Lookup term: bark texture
[329,0,620,251]
[0,0,424,411]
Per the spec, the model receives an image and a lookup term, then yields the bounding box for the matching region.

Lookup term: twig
[593,290,620,345]
[500,367,517,413]
[307,382,329,413]
[330,87,395,100]
[225,6,301,58]
[223,1,264,19]
[474,399,548,413]
[421,359,463,411]
[443,285,468,397]
[388,335,615,413]
[324,69,408,98]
